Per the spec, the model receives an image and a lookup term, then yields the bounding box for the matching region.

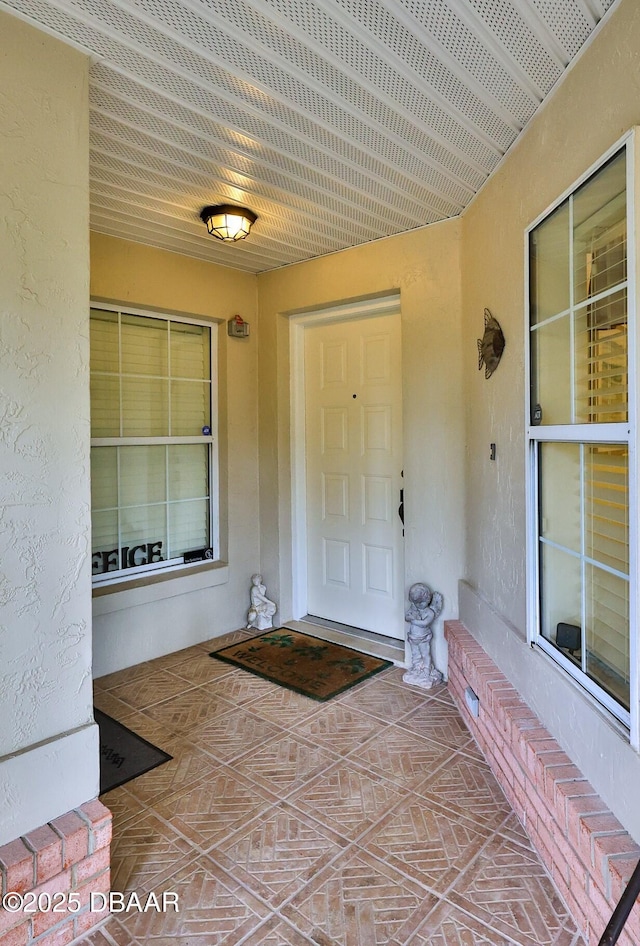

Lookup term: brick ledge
[445,619,640,946]
[0,800,111,946]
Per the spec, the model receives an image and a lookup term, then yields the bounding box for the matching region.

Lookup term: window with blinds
[90,307,216,582]
[527,142,633,725]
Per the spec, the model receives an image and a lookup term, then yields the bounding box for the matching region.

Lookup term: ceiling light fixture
[200,204,257,242]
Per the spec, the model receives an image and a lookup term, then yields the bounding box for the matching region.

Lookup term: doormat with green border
[210,628,392,701]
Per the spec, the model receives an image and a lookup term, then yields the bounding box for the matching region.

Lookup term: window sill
[92,560,229,615]
[533,639,631,741]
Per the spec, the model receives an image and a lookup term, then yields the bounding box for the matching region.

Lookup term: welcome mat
[210,628,392,701]
[95,709,173,794]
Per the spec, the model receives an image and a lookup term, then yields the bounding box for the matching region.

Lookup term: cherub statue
[402,582,444,689]
[246,574,277,631]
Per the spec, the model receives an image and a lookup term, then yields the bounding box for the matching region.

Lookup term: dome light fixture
[200,204,257,242]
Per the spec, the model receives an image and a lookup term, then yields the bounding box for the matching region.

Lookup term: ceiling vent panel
[97,37,491,191]
[88,164,375,247]
[529,0,592,57]
[90,74,479,206]
[90,190,339,259]
[102,0,505,172]
[462,0,565,87]
[68,0,500,174]
[372,0,540,116]
[89,101,460,226]
[88,170,409,252]
[88,133,441,246]
[89,56,489,193]
[2,0,619,271]
[326,0,526,133]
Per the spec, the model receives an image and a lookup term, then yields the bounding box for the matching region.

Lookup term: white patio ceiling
[2,0,619,272]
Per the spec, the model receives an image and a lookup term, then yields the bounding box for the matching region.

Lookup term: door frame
[289,292,402,622]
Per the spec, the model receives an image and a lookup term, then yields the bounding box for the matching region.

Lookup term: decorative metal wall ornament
[477,308,505,379]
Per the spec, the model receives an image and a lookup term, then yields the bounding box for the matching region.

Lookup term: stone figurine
[246,574,277,631]
[402,582,444,689]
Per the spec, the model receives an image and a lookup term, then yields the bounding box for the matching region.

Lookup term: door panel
[305,312,404,638]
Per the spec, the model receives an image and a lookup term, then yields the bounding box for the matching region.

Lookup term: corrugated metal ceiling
[1,0,619,271]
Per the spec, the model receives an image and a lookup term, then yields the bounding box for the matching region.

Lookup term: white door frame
[289,292,402,621]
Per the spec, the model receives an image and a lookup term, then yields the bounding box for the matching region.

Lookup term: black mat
[95,709,173,794]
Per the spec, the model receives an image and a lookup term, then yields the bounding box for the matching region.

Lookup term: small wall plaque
[228,314,249,337]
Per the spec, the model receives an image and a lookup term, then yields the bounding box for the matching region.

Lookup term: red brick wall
[0,800,111,946]
[445,620,640,946]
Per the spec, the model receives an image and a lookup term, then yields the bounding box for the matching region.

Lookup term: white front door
[304,311,404,638]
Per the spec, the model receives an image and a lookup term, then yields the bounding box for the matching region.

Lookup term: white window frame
[525,130,639,746]
[90,302,219,586]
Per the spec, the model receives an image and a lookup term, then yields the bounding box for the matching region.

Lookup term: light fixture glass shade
[200,204,257,242]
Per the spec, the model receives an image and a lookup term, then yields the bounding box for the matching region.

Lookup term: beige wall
[257,221,464,672]
[463,0,640,626]
[460,0,640,841]
[90,234,260,674]
[0,12,97,844]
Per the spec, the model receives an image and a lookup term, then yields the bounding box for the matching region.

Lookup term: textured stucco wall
[460,0,640,841]
[257,221,464,675]
[0,11,98,844]
[462,0,640,627]
[90,234,260,674]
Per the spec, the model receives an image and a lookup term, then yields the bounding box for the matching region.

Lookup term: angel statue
[402,582,444,689]
[246,574,277,631]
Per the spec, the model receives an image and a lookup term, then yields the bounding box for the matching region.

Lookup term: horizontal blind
[574,266,627,426]
[170,322,210,380]
[90,307,213,577]
[171,381,210,435]
[90,309,118,371]
[585,446,629,690]
[168,499,210,557]
[578,215,629,693]
[92,508,118,552]
[121,314,167,376]
[122,378,169,436]
[90,447,117,510]
[90,375,120,437]
[120,445,166,506]
[168,444,209,500]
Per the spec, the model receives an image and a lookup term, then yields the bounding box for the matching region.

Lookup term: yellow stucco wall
[90,232,257,321]
[460,0,640,841]
[462,0,640,631]
[90,234,261,672]
[257,221,464,672]
[0,10,97,843]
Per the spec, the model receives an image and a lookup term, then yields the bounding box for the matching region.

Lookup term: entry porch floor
[86,627,585,945]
